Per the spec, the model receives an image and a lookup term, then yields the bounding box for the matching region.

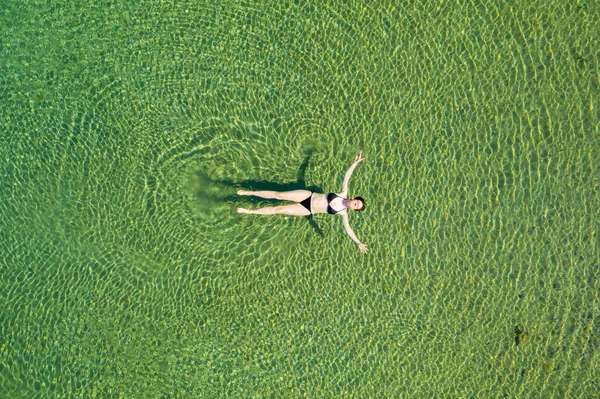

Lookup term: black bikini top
[326,193,345,214]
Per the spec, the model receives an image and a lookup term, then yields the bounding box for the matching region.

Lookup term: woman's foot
[237,190,251,196]
[237,208,251,214]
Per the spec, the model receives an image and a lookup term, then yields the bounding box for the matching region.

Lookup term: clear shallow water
[1,0,598,397]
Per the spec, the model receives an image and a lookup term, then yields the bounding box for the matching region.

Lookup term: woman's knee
[274,205,288,213]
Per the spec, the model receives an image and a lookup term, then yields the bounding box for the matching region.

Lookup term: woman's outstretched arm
[340,151,364,196]
[341,212,368,253]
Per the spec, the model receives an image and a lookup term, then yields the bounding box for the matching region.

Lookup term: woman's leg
[237,189,312,202]
[237,203,310,216]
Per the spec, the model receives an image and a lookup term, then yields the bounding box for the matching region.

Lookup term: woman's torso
[310,192,346,215]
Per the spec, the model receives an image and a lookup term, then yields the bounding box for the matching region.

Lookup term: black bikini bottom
[300,193,313,213]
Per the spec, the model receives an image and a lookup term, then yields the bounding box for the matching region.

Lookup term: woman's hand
[358,243,368,253]
[354,151,364,164]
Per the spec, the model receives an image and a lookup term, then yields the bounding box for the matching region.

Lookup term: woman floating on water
[237,151,368,253]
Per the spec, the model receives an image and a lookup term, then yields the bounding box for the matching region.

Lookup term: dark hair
[353,196,366,211]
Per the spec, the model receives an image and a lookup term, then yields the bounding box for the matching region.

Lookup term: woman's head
[349,196,365,211]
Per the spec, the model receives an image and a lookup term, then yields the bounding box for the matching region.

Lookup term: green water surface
[1,0,598,397]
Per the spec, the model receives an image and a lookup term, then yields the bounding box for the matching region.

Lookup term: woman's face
[348,199,364,210]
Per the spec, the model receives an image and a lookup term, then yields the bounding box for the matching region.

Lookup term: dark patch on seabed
[514,325,528,346]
